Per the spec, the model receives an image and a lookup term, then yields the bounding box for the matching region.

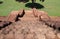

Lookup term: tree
[31,0,45,3]
[16,0,29,3]
[40,0,45,2]
[31,0,36,3]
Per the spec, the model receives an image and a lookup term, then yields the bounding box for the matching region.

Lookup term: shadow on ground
[16,0,29,3]
[40,0,45,2]
[25,3,44,9]
[0,1,3,4]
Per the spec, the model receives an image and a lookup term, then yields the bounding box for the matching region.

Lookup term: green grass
[0,0,60,16]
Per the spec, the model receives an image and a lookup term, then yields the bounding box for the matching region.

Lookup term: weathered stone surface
[0,22,4,27]
[6,11,19,22]
[40,15,50,21]
[0,21,11,30]
[32,8,48,17]
[0,34,3,39]
[3,31,14,39]
[0,16,6,21]
[0,9,60,39]
[57,33,60,39]
[55,22,60,29]
[32,8,38,17]
[32,8,50,21]
[45,30,56,39]
[6,10,25,22]
[18,9,25,17]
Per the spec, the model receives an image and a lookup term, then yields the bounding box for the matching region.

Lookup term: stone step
[24,10,34,17]
[20,17,38,21]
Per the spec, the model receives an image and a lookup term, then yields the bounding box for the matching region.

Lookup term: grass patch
[0,0,60,16]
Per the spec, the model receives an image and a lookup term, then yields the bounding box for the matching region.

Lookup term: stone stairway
[20,10,38,21]
[0,10,60,39]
